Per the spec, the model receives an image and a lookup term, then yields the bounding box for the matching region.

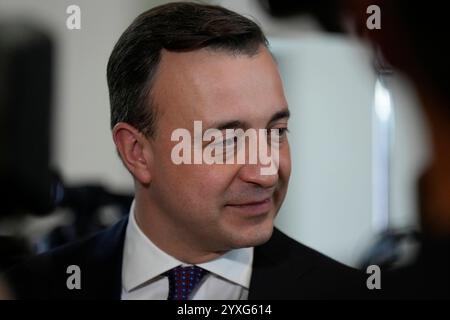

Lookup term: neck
[416,88,450,237]
[133,190,225,264]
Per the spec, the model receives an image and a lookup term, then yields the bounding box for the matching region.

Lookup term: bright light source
[374,79,392,123]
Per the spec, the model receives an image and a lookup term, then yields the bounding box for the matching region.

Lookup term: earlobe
[112,122,152,185]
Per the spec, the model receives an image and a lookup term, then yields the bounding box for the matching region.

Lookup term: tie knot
[165,265,208,300]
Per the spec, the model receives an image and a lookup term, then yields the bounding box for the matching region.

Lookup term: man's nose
[237,163,279,188]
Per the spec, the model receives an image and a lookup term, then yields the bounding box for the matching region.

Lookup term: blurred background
[0,0,430,271]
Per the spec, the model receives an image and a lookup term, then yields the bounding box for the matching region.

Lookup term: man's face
[147,47,291,252]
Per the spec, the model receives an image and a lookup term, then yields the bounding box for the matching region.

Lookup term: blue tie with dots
[165,265,208,300]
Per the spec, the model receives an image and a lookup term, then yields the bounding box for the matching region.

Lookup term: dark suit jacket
[5,218,366,299]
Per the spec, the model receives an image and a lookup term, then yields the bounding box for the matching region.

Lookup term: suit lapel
[248,228,314,299]
[82,217,128,299]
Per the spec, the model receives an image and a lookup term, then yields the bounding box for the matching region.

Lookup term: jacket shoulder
[250,228,367,299]
[267,228,355,270]
[4,218,128,299]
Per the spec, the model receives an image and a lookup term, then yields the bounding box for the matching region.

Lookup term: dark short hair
[107,2,268,137]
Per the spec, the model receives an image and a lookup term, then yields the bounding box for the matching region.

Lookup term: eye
[207,134,237,156]
[269,127,289,138]
[276,128,289,136]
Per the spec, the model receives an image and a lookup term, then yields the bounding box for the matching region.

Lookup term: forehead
[151,47,288,128]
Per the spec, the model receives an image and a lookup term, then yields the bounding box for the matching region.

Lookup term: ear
[112,122,152,185]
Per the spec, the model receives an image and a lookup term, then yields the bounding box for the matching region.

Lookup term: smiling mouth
[225,198,273,216]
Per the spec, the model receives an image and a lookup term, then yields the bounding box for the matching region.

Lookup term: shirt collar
[122,200,253,292]
[197,246,253,289]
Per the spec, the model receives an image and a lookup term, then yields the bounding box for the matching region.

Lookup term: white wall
[0,0,164,192]
[269,36,374,267]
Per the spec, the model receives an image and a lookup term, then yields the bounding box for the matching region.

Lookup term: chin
[229,222,274,249]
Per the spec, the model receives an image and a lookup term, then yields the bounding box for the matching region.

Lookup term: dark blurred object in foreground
[0,23,132,275]
[0,23,54,217]
[348,0,450,298]
[346,1,450,107]
[0,23,55,276]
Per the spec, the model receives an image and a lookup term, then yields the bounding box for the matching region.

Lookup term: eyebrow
[268,109,290,125]
[209,108,290,131]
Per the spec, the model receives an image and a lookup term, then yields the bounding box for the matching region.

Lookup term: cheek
[154,138,240,207]
[161,162,237,209]
[190,165,237,200]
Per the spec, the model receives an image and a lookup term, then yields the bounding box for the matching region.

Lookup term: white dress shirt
[121,201,253,300]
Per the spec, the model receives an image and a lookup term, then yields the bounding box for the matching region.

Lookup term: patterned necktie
[165,265,208,300]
